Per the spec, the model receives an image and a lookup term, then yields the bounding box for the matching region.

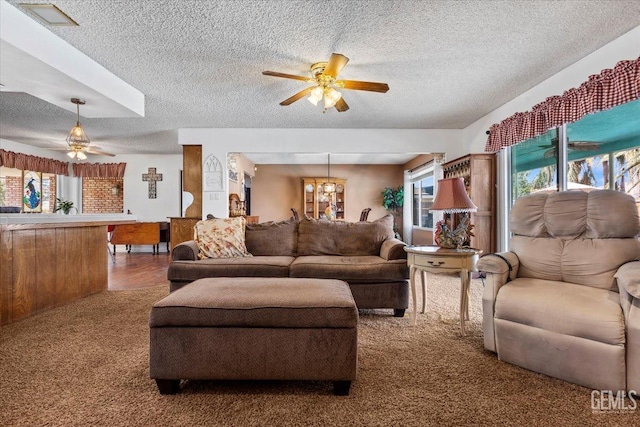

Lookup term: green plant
[382,186,404,213]
[55,198,76,214]
[382,186,404,239]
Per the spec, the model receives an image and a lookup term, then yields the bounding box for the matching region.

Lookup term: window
[411,163,435,229]
[510,100,640,204]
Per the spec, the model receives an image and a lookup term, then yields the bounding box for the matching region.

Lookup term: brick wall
[82,178,124,213]
[4,176,22,207]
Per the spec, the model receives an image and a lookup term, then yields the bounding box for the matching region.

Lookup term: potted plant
[382,186,404,239]
[55,198,76,215]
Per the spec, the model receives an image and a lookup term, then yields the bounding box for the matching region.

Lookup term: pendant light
[322,153,336,194]
[66,98,90,150]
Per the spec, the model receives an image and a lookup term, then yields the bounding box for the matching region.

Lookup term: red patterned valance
[72,162,127,178]
[0,149,70,175]
[485,57,640,152]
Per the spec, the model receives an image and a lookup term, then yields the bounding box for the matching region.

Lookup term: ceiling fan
[262,53,389,113]
[540,137,600,158]
[50,98,115,159]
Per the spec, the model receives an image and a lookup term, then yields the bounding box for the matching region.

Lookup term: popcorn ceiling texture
[1,0,639,155]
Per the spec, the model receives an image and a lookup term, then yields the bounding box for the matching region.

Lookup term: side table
[403,246,481,335]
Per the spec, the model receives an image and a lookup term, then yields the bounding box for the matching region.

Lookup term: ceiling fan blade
[280,87,314,106]
[568,142,600,151]
[322,53,349,78]
[334,97,349,113]
[86,146,115,157]
[262,71,312,82]
[338,80,389,93]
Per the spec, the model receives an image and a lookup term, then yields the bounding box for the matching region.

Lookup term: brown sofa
[168,214,410,316]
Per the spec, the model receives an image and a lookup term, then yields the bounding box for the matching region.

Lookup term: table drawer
[411,255,466,270]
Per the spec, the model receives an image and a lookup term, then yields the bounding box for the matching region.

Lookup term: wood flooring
[108,252,171,290]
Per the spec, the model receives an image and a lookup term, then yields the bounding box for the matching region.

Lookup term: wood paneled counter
[0,214,136,325]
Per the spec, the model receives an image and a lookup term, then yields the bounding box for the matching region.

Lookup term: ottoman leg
[155,379,180,395]
[393,308,406,317]
[333,381,351,396]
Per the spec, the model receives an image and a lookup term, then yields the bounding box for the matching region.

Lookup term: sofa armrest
[476,251,520,353]
[171,240,199,261]
[380,238,407,260]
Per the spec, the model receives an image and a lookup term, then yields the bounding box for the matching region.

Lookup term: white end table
[404,246,481,335]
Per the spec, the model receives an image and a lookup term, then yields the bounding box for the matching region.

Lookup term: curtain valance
[72,162,127,178]
[0,149,70,176]
[485,57,640,152]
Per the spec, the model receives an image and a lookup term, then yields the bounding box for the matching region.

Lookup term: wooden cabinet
[168,217,200,251]
[442,153,496,255]
[302,178,346,220]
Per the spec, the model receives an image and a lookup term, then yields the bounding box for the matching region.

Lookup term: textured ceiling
[1,0,639,160]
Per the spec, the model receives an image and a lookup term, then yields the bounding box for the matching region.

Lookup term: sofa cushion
[495,277,625,345]
[150,277,357,329]
[194,217,251,259]
[297,214,394,256]
[245,218,298,256]
[168,256,294,282]
[290,255,409,283]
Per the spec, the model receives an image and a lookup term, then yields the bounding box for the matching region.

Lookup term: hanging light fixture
[322,153,336,194]
[66,98,90,151]
[67,147,87,160]
[307,85,343,110]
[307,86,324,106]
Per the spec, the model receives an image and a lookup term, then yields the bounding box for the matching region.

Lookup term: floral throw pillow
[194,217,252,259]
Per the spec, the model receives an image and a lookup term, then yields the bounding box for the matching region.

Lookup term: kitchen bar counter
[0,214,136,325]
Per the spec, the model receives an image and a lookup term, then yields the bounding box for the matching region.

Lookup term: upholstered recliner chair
[477,190,640,391]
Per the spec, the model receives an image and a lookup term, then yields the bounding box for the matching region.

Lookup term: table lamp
[430,177,477,249]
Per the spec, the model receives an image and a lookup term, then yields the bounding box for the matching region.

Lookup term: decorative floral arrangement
[434,215,475,249]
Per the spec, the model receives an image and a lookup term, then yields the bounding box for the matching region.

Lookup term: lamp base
[434,215,475,249]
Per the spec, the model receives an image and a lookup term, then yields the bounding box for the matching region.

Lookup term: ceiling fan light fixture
[308,86,324,106]
[76,151,87,160]
[324,88,342,109]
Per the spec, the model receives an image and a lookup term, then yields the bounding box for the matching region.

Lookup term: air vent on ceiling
[20,3,78,26]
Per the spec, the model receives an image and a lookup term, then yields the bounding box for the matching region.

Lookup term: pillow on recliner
[194,217,252,259]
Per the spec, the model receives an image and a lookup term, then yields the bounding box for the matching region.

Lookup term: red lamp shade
[430,178,477,213]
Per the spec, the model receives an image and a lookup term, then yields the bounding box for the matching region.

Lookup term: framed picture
[22,170,43,213]
[228,169,238,183]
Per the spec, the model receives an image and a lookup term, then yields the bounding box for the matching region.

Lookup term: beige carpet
[0,274,634,426]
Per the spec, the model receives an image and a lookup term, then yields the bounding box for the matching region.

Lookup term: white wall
[119,154,182,221]
[462,25,640,153]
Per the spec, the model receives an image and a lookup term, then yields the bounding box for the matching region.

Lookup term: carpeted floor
[0,274,635,426]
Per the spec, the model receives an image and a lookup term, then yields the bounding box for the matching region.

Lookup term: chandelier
[321,153,336,194]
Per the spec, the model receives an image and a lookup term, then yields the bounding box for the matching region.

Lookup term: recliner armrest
[477,251,520,281]
[477,251,520,353]
[615,261,640,299]
[171,240,199,261]
[380,238,407,260]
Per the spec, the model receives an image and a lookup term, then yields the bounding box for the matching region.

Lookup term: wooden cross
[142,167,163,199]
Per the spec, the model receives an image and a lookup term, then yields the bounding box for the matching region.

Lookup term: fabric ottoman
[149,277,358,395]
